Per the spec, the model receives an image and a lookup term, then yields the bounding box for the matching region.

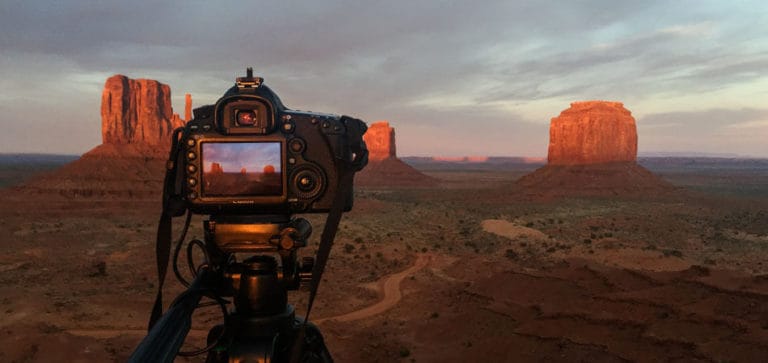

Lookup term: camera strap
[291,116,368,362]
[303,116,367,322]
[149,128,187,331]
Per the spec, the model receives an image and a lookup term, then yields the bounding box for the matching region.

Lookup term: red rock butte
[17,75,188,199]
[364,122,397,161]
[356,121,437,188]
[101,75,184,146]
[548,101,637,165]
[516,101,673,198]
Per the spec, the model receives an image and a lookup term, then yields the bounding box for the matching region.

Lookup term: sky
[0,1,766,157]
[202,142,281,174]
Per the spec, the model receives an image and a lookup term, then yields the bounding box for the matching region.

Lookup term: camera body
[170,70,368,215]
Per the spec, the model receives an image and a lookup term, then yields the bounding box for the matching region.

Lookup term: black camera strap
[291,116,367,362]
[149,128,187,331]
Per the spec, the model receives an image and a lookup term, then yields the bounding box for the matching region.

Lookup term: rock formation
[365,122,397,161]
[548,101,637,165]
[17,75,188,199]
[516,101,673,198]
[356,121,437,188]
[101,75,185,146]
[185,93,193,121]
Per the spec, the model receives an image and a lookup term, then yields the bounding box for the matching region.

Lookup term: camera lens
[236,110,257,126]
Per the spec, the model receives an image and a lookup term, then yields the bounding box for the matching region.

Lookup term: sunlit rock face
[185,93,193,121]
[548,101,637,165]
[363,121,397,161]
[101,75,185,146]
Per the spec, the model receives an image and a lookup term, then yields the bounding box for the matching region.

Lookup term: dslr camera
[132,69,368,362]
[166,68,368,216]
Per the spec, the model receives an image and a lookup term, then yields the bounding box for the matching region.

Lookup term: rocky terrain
[1,162,767,362]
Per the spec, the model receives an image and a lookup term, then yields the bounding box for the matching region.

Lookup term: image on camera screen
[201,142,282,197]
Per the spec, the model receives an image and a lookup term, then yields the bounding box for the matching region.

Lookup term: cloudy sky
[1,1,766,157]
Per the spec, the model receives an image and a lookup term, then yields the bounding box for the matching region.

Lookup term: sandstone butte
[356,121,437,187]
[101,74,184,146]
[16,75,188,199]
[548,101,637,165]
[516,101,673,198]
[364,121,397,161]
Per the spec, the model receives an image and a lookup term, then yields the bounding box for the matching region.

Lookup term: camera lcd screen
[201,142,282,197]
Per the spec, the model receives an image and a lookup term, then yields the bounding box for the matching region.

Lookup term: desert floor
[1,166,767,362]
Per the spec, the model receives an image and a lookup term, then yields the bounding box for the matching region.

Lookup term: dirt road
[318,254,431,323]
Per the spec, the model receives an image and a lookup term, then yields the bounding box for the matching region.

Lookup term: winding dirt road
[67,253,431,338]
[318,253,431,323]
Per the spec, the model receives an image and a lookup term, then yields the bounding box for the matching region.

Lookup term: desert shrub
[343,244,355,253]
[399,347,411,357]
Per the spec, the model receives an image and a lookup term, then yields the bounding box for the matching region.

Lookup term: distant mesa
[432,156,490,163]
[17,75,189,199]
[210,162,224,175]
[356,121,438,188]
[516,101,674,198]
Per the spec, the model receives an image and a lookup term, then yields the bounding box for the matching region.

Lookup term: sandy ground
[1,166,768,362]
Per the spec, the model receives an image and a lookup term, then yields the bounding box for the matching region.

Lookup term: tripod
[129,214,332,362]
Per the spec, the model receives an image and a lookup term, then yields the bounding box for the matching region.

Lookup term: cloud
[0,1,766,157]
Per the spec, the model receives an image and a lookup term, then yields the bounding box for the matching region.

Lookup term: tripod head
[204,214,314,294]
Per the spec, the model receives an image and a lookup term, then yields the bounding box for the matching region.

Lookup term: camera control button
[187,152,196,160]
[289,139,304,153]
[322,121,330,128]
[186,139,196,147]
[188,178,197,186]
[202,124,212,131]
[283,122,295,133]
[298,176,315,191]
[288,157,296,165]
[188,192,197,199]
[187,164,197,173]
